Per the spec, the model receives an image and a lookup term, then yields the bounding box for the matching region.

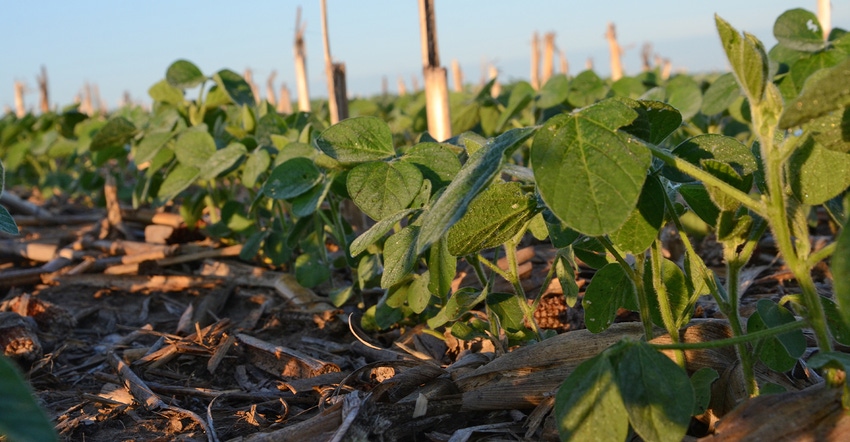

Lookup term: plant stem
[808,242,836,267]
[642,141,766,217]
[650,239,686,368]
[504,234,544,341]
[724,253,759,396]
[598,236,654,340]
[650,319,807,350]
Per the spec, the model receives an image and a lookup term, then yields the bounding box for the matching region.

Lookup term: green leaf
[90,116,137,151]
[556,253,580,308]
[262,157,322,200]
[810,108,850,153]
[747,299,806,372]
[157,164,200,203]
[407,273,433,314]
[679,183,721,227]
[610,175,666,254]
[779,58,850,128]
[788,135,850,205]
[315,116,395,163]
[555,344,629,442]
[667,134,758,183]
[381,225,420,288]
[617,343,694,442]
[255,111,288,147]
[347,160,423,220]
[290,176,332,218]
[213,69,255,107]
[583,263,635,333]
[486,292,527,333]
[350,209,417,257]
[701,73,743,115]
[773,8,826,52]
[644,257,693,328]
[417,127,536,254]
[166,59,206,89]
[665,75,702,120]
[611,76,648,99]
[174,127,216,169]
[135,130,173,165]
[401,142,462,190]
[148,79,184,105]
[427,238,456,301]
[496,81,535,130]
[427,287,486,329]
[715,14,769,103]
[821,296,850,346]
[446,182,538,255]
[690,367,719,416]
[620,99,683,145]
[295,252,330,288]
[242,148,271,188]
[199,142,246,180]
[0,205,18,235]
[0,355,58,442]
[833,216,850,327]
[567,70,609,108]
[536,74,570,109]
[532,98,649,235]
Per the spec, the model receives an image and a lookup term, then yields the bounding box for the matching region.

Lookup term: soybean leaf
[255,111,288,147]
[149,79,185,105]
[487,292,527,333]
[427,287,486,329]
[667,134,758,183]
[620,99,683,145]
[679,183,721,227]
[788,135,850,205]
[532,98,649,236]
[90,116,137,151]
[446,182,538,256]
[294,252,330,288]
[556,253,580,307]
[584,263,635,333]
[242,148,271,188]
[808,351,850,373]
[610,175,666,254]
[773,8,827,52]
[701,159,751,210]
[701,73,742,115]
[665,75,703,120]
[157,163,200,203]
[213,69,255,107]
[612,76,648,99]
[401,142,462,190]
[347,160,423,220]
[747,299,806,372]
[545,211,580,248]
[617,342,694,442]
[0,205,17,235]
[0,355,57,442]
[555,343,629,442]
[166,59,205,89]
[350,209,417,257]
[833,216,850,326]
[779,58,850,128]
[821,296,850,346]
[417,127,536,254]
[315,116,395,163]
[135,130,173,165]
[496,81,535,130]
[690,367,719,416]
[200,142,247,180]
[174,127,215,169]
[263,157,322,200]
[536,74,570,109]
[810,108,850,153]
[567,70,609,108]
[715,14,769,103]
[290,176,332,218]
[427,238,456,301]
[407,273,433,314]
[644,257,693,328]
[381,225,420,288]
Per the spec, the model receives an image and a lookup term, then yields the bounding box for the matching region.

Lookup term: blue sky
[2,1,845,111]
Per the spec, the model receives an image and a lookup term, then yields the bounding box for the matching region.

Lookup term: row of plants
[2,7,850,441]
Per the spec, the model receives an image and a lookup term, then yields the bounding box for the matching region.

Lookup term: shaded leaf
[701,73,742,115]
[401,142,462,190]
[166,59,205,89]
[610,175,666,254]
[0,355,57,442]
[347,161,423,220]
[788,134,850,205]
[199,142,246,180]
[779,58,850,128]
[263,157,322,200]
[213,69,255,107]
[350,209,417,257]
[90,117,137,151]
[381,225,420,288]
[583,263,635,333]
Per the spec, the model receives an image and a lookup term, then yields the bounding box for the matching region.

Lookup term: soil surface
[0,194,840,441]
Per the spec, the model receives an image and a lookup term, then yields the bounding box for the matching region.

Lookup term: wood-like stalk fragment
[320,0,347,123]
[13,81,26,117]
[293,6,311,112]
[37,66,49,113]
[606,22,624,81]
[530,32,540,90]
[818,0,831,40]
[542,32,555,84]
[451,59,463,92]
[418,0,451,141]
